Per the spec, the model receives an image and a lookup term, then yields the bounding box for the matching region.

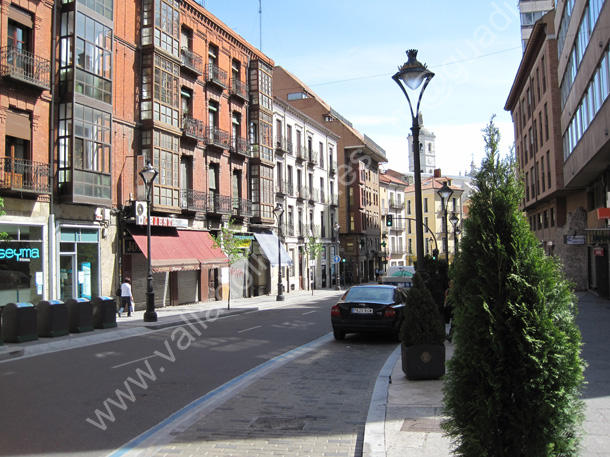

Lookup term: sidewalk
[367,291,610,457]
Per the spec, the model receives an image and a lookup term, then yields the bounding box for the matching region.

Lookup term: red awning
[597,207,610,220]
[126,226,228,272]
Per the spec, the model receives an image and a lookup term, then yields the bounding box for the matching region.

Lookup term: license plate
[351,307,373,314]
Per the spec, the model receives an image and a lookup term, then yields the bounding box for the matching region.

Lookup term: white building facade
[273,98,340,292]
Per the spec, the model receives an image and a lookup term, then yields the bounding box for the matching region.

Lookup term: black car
[330,285,408,340]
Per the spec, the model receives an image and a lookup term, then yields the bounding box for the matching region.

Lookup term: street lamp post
[393,49,434,274]
[274,203,285,301]
[450,212,460,255]
[139,162,158,322]
[437,181,454,263]
[333,222,340,290]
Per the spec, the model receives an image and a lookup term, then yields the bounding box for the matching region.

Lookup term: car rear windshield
[344,287,394,304]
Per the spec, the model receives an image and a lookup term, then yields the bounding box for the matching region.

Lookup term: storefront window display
[59,227,100,301]
[0,224,45,305]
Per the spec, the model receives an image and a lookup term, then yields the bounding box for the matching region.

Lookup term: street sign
[333,255,341,263]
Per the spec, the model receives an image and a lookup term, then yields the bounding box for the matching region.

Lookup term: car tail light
[331,305,341,317]
[384,306,396,318]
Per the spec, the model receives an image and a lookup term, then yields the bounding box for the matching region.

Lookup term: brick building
[0,0,284,307]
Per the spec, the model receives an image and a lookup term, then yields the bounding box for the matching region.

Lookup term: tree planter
[401,342,445,380]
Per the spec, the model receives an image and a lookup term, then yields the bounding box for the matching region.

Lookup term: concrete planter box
[401,343,446,380]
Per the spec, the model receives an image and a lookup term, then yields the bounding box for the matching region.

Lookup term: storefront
[251,231,293,296]
[0,223,46,305]
[57,225,101,301]
[123,223,228,307]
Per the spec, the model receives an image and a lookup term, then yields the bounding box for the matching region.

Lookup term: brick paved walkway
[116,335,398,457]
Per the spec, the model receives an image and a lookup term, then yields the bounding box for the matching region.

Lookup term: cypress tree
[441,117,585,456]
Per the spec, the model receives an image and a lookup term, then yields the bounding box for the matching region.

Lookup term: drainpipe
[48,0,58,300]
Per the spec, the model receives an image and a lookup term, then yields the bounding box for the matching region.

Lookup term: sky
[202,0,524,176]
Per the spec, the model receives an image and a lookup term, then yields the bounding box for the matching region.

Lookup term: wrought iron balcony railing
[206,126,230,149]
[389,199,404,209]
[0,157,51,194]
[231,197,252,217]
[181,189,207,212]
[330,161,337,174]
[181,47,203,75]
[308,150,319,166]
[182,115,205,141]
[208,193,232,214]
[206,63,228,88]
[0,46,50,90]
[230,78,248,100]
[230,136,250,156]
[275,137,293,155]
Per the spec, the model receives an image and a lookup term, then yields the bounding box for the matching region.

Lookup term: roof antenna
[258,0,263,52]
[259,0,262,50]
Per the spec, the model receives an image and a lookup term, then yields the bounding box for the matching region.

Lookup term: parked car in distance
[330,285,408,340]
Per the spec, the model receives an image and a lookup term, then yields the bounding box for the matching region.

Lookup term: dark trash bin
[92,296,117,329]
[37,300,68,337]
[1,302,38,343]
[66,298,93,333]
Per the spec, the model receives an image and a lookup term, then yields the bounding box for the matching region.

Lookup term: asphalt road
[0,295,389,457]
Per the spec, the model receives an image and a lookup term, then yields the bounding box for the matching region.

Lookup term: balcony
[296,187,308,200]
[307,150,318,167]
[389,199,404,210]
[285,181,294,197]
[208,193,232,214]
[230,136,250,157]
[206,127,230,149]
[390,222,405,232]
[180,48,203,75]
[295,146,306,162]
[232,197,252,217]
[181,189,207,212]
[275,137,293,155]
[0,47,50,90]
[182,116,205,142]
[230,78,248,101]
[329,161,337,175]
[330,194,338,207]
[308,188,319,203]
[0,157,51,194]
[286,223,295,237]
[205,63,228,89]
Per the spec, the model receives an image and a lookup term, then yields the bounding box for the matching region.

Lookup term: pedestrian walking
[119,277,134,317]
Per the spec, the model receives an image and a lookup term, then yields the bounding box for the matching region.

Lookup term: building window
[75,12,112,104]
[0,224,44,305]
[152,130,179,207]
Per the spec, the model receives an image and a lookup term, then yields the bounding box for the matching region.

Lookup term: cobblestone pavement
[117,335,398,457]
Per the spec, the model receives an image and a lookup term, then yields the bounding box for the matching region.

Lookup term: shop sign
[0,247,40,261]
[123,239,141,254]
[593,247,605,257]
[565,235,585,245]
[139,216,188,228]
